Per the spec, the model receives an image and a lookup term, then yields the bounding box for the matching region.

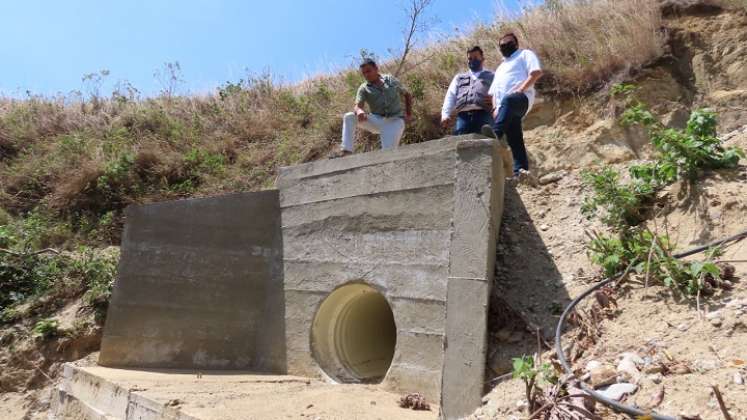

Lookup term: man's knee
[343,112,356,121]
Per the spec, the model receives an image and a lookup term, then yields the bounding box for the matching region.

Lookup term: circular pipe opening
[311,283,397,383]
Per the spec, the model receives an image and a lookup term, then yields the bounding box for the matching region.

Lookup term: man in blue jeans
[481,33,543,180]
[441,46,495,135]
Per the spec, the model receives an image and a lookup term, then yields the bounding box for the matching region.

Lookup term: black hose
[554,229,747,420]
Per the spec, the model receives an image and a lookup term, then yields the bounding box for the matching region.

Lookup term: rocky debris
[585,360,602,372]
[398,393,430,411]
[734,372,744,386]
[539,170,567,185]
[617,354,642,384]
[596,383,638,401]
[589,365,617,388]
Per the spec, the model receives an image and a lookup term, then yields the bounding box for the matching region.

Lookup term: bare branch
[394,0,435,77]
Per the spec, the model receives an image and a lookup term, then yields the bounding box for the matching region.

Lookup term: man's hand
[356,111,368,123]
[440,116,451,129]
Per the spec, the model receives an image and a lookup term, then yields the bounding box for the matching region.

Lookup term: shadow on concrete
[485,185,572,385]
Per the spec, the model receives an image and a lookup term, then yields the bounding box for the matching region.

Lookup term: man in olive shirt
[331,58,413,158]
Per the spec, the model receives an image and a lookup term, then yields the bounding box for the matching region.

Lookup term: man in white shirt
[481,33,543,178]
[441,46,494,135]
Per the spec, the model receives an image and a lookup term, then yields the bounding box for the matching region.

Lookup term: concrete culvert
[311,283,397,383]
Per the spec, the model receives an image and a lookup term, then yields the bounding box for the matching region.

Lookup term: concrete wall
[99,192,285,372]
[277,135,504,419]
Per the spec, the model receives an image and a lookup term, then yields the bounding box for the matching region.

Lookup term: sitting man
[440,46,495,135]
[330,58,413,158]
[481,32,543,180]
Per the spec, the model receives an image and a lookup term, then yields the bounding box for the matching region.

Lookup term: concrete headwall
[277,135,504,419]
[99,192,285,372]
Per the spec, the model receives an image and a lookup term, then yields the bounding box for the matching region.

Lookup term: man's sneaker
[481,125,510,149]
[481,124,497,139]
[328,149,352,159]
[514,169,538,186]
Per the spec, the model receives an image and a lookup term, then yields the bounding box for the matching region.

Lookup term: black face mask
[500,41,518,58]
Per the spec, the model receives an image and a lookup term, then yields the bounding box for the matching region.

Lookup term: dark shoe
[481,124,497,139]
[328,149,352,159]
[481,125,510,149]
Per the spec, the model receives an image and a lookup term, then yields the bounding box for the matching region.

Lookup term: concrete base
[94,135,506,420]
[51,364,437,420]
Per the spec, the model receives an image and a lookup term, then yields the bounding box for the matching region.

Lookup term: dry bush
[48,161,104,213]
[497,0,663,93]
[0,0,674,243]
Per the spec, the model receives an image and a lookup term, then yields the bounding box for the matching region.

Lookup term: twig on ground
[710,385,733,420]
[0,248,60,257]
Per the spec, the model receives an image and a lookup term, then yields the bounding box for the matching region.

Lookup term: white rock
[597,383,638,401]
[705,310,722,320]
[726,299,747,309]
[735,372,744,385]
[617,358,641,383]
[539,170,567,185]
[677,323,689,332]
[619,352,645,366]
[586,360,603,372]
[540,224,550,231]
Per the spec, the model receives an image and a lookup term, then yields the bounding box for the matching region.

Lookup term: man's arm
[516,70,543,94]
[441,75,459,126]
[354,101,367,122]
[516,50,543,94]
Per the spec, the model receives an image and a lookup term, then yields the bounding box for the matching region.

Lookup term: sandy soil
[475,128,747,419]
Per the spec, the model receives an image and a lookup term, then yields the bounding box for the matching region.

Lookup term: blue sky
[0,0,518,97]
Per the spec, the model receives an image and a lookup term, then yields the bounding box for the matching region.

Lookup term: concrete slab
[51,364,438,420]
[277,136,505,418]
[99,192,285,372]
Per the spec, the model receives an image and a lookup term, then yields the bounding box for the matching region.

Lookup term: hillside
[2,0,747,418]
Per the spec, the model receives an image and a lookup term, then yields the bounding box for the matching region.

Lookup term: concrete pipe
[311,283,397,383]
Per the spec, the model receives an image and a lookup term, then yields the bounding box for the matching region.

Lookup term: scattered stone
[644,364,663,374]
[540,224,550,231]
[705,311,722,321]
[619,352,644,366]
[585,360,602,372]
[676,323,689,332]
[399,393,430,411]
[539,170,567,185]
[667,362,692,375]
[726,299,747,309]
[617,354,642,383]
[734,372,744,385]
[597,383,638,401]
[710,317,723,327]
[590,365,617,388]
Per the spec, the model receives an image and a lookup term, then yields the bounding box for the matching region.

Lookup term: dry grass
[0,0,676,246]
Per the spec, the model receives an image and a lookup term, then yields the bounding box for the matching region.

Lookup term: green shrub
[32,318,59,338]
[583,89,744,299]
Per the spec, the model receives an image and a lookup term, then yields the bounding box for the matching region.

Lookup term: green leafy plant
[512,355,558,414]
[32,318,59,338]
[583,90,743,300]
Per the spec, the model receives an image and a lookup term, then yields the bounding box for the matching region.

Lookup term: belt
[372,113,401,118]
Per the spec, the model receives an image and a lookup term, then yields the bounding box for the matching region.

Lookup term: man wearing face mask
[481,33,543,180]
[441,46,495,135]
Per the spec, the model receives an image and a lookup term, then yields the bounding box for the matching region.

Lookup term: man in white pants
[330,58,413,158]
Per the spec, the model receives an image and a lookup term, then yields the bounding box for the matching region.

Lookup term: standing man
[441,46,495,135]
[481,33,543,179]
[330,58,413,158]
